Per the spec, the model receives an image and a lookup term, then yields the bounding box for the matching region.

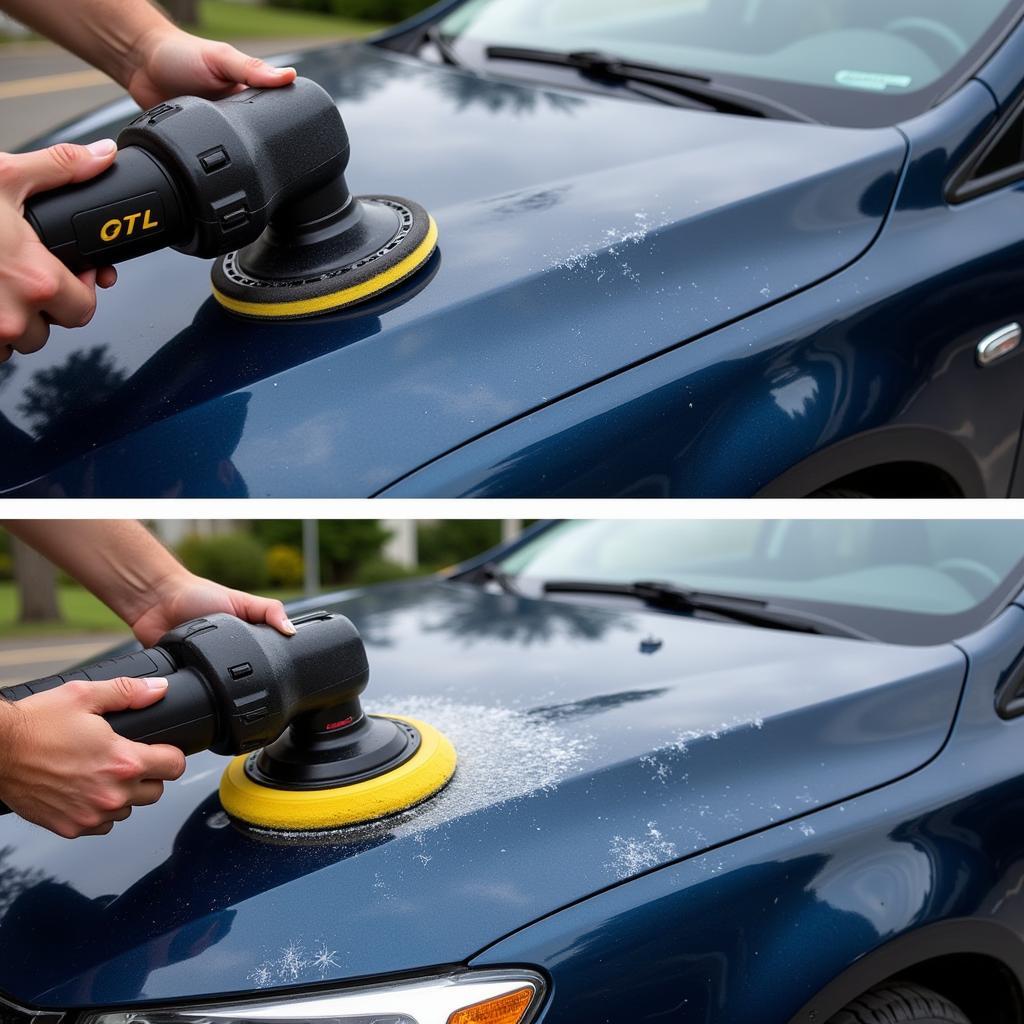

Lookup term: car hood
[0,580,965,1007]
[0,45,906,496]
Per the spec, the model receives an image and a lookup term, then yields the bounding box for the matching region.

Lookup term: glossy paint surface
[384,78,1024,498]
[476,604,1024,1024]
[0,580,966,1007]
[0,44,906,496]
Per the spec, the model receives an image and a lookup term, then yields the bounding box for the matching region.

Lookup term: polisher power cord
[0,611,457,829]
[24,78,438,319]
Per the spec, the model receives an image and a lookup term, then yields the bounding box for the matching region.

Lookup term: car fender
[755,425,987,497]
[785,919,1024,1024]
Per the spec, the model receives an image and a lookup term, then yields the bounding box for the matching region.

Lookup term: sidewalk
[0,632,129,687]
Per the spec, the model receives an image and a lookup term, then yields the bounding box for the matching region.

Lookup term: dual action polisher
[0,611,456,830]
[24,78,438,319]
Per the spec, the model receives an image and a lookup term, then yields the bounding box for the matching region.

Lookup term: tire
[827,982,971,1024]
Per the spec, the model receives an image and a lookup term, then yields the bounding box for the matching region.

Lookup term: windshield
[436,0,1021,127]
[496,520,1024,643]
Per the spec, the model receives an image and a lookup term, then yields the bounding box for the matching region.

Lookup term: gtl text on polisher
[24,78,438,319]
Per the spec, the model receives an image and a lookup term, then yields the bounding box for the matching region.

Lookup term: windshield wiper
[423,23,464,67]
[465,561,521,596]
[485,45,814,122]
[541,579,870,639]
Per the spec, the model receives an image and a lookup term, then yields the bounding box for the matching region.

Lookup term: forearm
[0,0,173,90]
[2,520,188,627]
[0,698,24,778]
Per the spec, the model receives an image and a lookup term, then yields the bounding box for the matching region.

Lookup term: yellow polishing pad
[219,715,456,831]
[211,213,438,320]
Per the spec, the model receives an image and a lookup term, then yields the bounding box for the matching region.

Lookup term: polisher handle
[0,650,217,750]
[24,146,190,273]
[0,650,218,816]
[0,611,368,818]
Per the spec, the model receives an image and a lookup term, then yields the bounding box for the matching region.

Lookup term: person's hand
[0,675,185,839]
[128,569,296,647]
[127,25,296,109]
[0,142,118,363]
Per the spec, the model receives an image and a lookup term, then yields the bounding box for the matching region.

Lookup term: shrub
[417,520,502,570]
[354,558,426,585]
[266,544,304,589]
[331,0,434,19]
[251,520,389,583]
[269,0,434,21]
[178,533,269,591]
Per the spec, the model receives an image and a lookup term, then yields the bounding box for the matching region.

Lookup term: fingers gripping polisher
[0,612,456,830]
[24,78,438,319]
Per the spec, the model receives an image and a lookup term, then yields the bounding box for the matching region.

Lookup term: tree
[18,346,126,435]
[11,538,60,624]
[161,0,199,25]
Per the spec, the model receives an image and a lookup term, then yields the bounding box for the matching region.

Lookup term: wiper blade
[465,561,521,596]
[485,45,815,122]
[541,579,870,639]
[424,23,464,67]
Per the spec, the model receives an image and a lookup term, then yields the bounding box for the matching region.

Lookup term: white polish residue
[259,696,593,843]
[606,821,677,878]
[542,209,672,284]
[248,938,344,989]
[638,714,764,785]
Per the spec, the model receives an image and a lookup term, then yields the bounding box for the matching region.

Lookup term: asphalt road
[0,632,129,687]
[0,38,331,151]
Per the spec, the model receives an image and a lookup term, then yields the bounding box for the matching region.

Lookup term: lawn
[0,582,305,638]
[0,2,389,44]
[195,1,389,40]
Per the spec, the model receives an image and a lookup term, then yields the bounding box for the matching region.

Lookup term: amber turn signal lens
[447,986,535,1024]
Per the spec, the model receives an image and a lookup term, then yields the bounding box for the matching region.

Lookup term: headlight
[81,970,546,1024]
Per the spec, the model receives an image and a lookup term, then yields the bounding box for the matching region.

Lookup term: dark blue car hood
[0,44,906,496]
[0,580,965,1007]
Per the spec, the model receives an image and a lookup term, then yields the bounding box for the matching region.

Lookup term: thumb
[206,44,296,89]
[79,675,168,715]
[233,591,296,637]
[7,139,117,203]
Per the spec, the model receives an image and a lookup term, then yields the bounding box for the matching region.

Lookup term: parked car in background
[1,520,1024,1022]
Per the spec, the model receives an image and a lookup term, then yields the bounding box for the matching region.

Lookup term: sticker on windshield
[835,70,913,92]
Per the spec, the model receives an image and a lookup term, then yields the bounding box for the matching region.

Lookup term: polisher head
[218,715,457,831]
[211,194,438,320]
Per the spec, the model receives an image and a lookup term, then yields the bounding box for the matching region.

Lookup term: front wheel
[828,982,970,1024]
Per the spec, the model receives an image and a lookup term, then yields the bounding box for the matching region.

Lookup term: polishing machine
[0,611,456,830]
[24,78,438,319]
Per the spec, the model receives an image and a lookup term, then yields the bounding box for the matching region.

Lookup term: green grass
[0,582,307,639]
[0,2,388,45]
[0,583,125,637]
[195,1,388,40]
